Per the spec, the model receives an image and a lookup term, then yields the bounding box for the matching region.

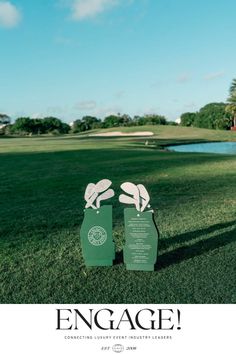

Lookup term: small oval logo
[88,226,107,246]
[112,344,124,353]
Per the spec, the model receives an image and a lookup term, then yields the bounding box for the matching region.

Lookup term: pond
[167,142,236,155]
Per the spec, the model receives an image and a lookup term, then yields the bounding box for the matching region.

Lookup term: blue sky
[0,0,236,122]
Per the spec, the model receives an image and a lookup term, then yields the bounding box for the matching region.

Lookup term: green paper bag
[123,208,158,271]
[80,205,115,267]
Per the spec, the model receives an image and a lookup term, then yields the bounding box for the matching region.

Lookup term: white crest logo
[88,226,107,246]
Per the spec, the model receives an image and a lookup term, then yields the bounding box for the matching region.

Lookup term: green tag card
[80,180,115,267]
[80,205,115,266]
[123,208,158,271]
[119,182,159,271]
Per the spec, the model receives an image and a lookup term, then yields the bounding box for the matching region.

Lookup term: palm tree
[229,78,236,96]
[227,79,236,127]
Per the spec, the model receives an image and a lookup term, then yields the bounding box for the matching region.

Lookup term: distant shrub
[181,103,233,130]
[9,117,70,135]
[135,114,167,126]
[167,121,178,126]
[180,112,197,127]
[50,129,61,136]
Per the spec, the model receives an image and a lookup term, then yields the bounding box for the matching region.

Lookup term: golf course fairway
[0,125,236,304]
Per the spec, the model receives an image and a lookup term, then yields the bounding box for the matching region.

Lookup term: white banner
[0,304,235,354]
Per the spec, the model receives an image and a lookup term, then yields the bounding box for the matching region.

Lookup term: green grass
[0,125,236,304]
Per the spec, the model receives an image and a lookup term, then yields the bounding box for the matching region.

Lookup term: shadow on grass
[1,144,235,170]
[113,221,236,268]
[160,220,236,250]
[156,220,236,270]
[114,250,123,265]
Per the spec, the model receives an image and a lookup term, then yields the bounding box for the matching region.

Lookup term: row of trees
[181,79,236,130]
[1,104,234,135]
[1,117,70,135]
[72,114,169,133]
[180,103,232,130]
[0,114,171,135]
[1,79,236,134]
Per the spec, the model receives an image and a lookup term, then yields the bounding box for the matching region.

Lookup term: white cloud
[144,106,160,115]
[114,90,125,99]
[176,74,191,83]
[183,102,196,110]
[0,1,21,28]
[74,100,97,110]
[204,71,225,81]
[70,0,118,21]
[31,113,43,119]
[93,104,122,117]
[47,106,69,115]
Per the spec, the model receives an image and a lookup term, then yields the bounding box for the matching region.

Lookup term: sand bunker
[89,131,154,137]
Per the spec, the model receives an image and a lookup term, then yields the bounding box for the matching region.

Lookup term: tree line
[180,103,232,130]
[180,79,236,129]
[72,114,171,133]
[0,116,70,135]
[0,114,173,136]
[1,79,236,135]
